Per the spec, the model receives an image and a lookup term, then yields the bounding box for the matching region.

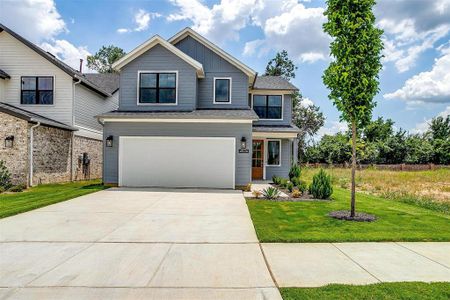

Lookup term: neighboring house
[0,24,119,186]
[98,28,300,189]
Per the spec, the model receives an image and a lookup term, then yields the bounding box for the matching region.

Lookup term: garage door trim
[118,136,236,188]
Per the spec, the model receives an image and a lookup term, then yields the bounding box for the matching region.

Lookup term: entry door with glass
[252,140,264,180]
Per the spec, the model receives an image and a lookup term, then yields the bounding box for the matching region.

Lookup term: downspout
[29,122,41,187]
[71,78,82,181]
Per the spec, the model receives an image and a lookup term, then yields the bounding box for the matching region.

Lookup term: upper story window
[139,72,177,104]
[214,77,231,104]
[21,76,54,105]
[253,95,282,120]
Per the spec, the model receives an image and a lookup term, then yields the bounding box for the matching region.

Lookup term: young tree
[323,0,383,217]
[87,45,126,73]
[265,50,297,80]
[428,115,450,141]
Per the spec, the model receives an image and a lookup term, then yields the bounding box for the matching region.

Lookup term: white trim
[253,132,298,139]
[74,125,103,140]
[112,35,205,77]
[19,75,55,107]
[100,118,253,124]
[168,28,256,83]
[250,89,296,94]
[118,136,235,188]
[266,139,281,167]
[251,94,284,121]
[213,77,232,104]
[136,71,178,106]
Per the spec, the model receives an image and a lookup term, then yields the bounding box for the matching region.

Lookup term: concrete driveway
[0,188,280,300]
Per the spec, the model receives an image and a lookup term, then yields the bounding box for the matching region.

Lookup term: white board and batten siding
[119,136,236,189]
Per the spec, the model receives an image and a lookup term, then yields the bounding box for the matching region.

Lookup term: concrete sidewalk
[262,242,450,287]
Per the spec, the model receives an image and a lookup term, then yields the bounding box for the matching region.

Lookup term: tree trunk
[351,120,357,217]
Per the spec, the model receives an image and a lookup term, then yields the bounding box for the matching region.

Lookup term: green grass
[247,187,450,242]
[281,282,450,300]
[0,180,107,218]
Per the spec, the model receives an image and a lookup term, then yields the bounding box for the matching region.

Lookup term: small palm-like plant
[262,187,281,200]
[272,175,281,185]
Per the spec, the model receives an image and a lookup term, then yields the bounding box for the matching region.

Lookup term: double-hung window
[214,78,231,103]
[21,76,54,105]
[253,95,282,119]
[139,72,177,104]
[267,140,281,166]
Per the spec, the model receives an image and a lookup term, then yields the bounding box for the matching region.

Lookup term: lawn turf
[280,282,450,300]
[247,187,450,242]
[0,180,107,218]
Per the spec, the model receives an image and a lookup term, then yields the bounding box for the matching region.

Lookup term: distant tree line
[303,116,450,165]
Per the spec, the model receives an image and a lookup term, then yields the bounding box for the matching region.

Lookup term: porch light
[4,135,14,148]
[240,137,247,150]
[106,135,113,147]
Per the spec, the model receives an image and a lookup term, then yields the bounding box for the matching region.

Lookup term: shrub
[279,178,289,188]
[309,169,333,199]
[272,175,281,185]
[291,189,302,198]
[244,182,252,192]
[0,186,5,193]
[0,160,11,189]
[8,184,26,193]
[291,177,300,187]
[252,190,262,199]
[262,187,281,200]
[286,182,294,192]
[298,181,308,194]
[289,164,301,181]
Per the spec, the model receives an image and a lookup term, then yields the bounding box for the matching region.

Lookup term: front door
[252,140,264,180]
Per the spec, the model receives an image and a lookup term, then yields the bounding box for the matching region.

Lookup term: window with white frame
[267,140,281,166]
[253,95,282,119]
[214,78,231,103]
[139,72,177,104]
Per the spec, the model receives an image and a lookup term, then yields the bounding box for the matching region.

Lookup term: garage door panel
[119,137,235,188]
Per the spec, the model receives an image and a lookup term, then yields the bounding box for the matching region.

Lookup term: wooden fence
[302,163,450,171]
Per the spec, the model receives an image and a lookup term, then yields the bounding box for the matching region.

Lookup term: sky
[1,0,449,136]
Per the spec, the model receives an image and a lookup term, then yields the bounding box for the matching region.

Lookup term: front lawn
[247,187,450,242]
[0,180,107,218]
[281,282,450,300]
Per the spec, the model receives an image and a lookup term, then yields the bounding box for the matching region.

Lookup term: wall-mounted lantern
[240,136,247,150]
[106,135,113,147]
[5,136,14,148]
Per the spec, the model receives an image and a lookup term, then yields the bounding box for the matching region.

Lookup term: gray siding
[119,44,197,111]
[175,36,249,109]
[103,122,252,186]
[74,85,118,132]
[265,139,292,179]
[252,94,293,126]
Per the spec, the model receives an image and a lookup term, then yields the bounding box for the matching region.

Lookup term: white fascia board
[100,118,253,124]
[253,132,298,139]
[112,35,205,78]
[74,125,103,140]
[168,28,256,82]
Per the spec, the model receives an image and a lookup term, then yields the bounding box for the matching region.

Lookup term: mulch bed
[329,210,377,222]
[246,183,331,202]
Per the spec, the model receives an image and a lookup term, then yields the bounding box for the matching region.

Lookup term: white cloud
[0,0,94,71]
[168,0,330,61]
[117,9,161,34]
[412,105,450,133]
[0,0,67,43]
[376,0,450,72]
[317,120,348,137]
[384,46,450,104]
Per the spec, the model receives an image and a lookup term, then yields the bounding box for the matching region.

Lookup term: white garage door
[119,136,235,188]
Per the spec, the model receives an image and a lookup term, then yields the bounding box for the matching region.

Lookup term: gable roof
[112,35,205,77]
[168,28,257,83]
[0,23,111,97]
[83,73,119,94]
[253,76,299,91]
[0,69,10,79]
[0,102,77,131]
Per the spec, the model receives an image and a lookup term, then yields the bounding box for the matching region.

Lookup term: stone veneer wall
[32,125,72,185]
[0,112,29,185]
[72,135,102,181]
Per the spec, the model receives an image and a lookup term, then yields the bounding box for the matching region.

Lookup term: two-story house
[98,28,300,189]
[0,24,119,186]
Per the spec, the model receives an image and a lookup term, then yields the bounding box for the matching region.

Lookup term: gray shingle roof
[0,102,77,131]
[97,109,259,120]
[0,69,10,79]
[83,73,119,94]
[253,124,301,133]
[253,76,298,91]
[0,23,111,97]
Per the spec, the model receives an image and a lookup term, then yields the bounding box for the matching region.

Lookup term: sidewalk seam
[395,242,450,270]
[258,243,279,289]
